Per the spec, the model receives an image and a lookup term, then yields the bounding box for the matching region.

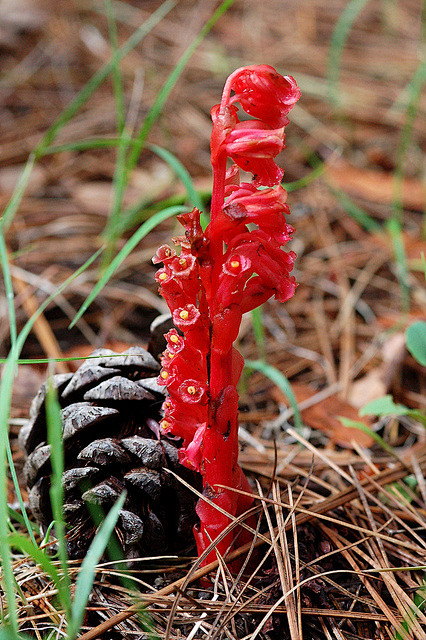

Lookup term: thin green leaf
[0,235,35,552]
[5,437,36,546]
[102,0,130,263]
[45,380,71,618]
[284,161,325,193]
[391,61,426,222]
[360,395,411,417]
[387,217,410,312]
[106,0,125,134]
[103,0,235,261]
[117,191,200,237]
[44,137,123,154]
[327,184,382,233]
[338,417,398,457]
[327,0,372,108]
[148,143,205,212]
[304,148,381,233]
[70,205,187,328]
[7,533,66,603]
[250,307,265,358]
[406,321,426,366]
[245,359,302,431]
[7,507,38,533]
[67,493,126,640]
[0,233,16,348]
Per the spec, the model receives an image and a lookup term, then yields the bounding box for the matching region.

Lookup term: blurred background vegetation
[1,0,424,416]
[0,1,425,637]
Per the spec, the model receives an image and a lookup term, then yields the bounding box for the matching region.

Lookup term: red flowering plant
[153,65,300,563]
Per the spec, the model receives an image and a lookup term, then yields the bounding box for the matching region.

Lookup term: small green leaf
[338,417,397,457]
[359,395,410,417]
[406,321,426,366]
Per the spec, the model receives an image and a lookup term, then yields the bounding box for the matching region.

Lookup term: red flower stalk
[154,65,300,563]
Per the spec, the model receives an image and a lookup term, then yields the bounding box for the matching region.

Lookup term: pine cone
[19,344,201,560]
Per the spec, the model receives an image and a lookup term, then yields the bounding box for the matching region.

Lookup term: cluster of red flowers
[154,65,300,562]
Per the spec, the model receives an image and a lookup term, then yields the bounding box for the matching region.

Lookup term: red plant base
[154,65,300,564]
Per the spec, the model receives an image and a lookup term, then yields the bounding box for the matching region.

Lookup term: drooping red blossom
[154,65,300,564]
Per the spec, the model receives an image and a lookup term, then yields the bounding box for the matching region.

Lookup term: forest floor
[1,0,425,638]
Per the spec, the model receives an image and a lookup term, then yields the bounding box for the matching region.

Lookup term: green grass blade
[106,0,125,134]
[70,205,187,328]
[44,137,123,154]
[125,0,237,176]
[327,0,372,108]
[338,416,398,457]
[102,0,132,265]
[14,248,102,357]
[284,161,325,193]
[45,379,71,619]
[391,61,426,221]
[112,188,211,238]
[328,184,382,233]
[148,143,205,212]
[7,507,38,533]
[0,154,36,233]
[250,307,265,358]
[0,233,16,348]
[0,231,37,547]
[387,61,425,313]
[7,533,68,612]
[5,437,36,546]
[0,0,176,232]
[244,359,302,431]
[67,493,126,640]
[387,217,410,311]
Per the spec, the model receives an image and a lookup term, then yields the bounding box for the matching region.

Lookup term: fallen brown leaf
[274,383,374,449]
[327,160,425,211]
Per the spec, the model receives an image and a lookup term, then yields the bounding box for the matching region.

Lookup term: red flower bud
[224,121,285,186]
[229,64,301,128]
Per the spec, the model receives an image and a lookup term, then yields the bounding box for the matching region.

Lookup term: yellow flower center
[158,272,168,281]
[179,258,187,266]
[187,385,198,395]
[179,309,189,320]
[170,334,179,343]
[160,420,170,430]
[160,370,169,379]
[230,260,240,269]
